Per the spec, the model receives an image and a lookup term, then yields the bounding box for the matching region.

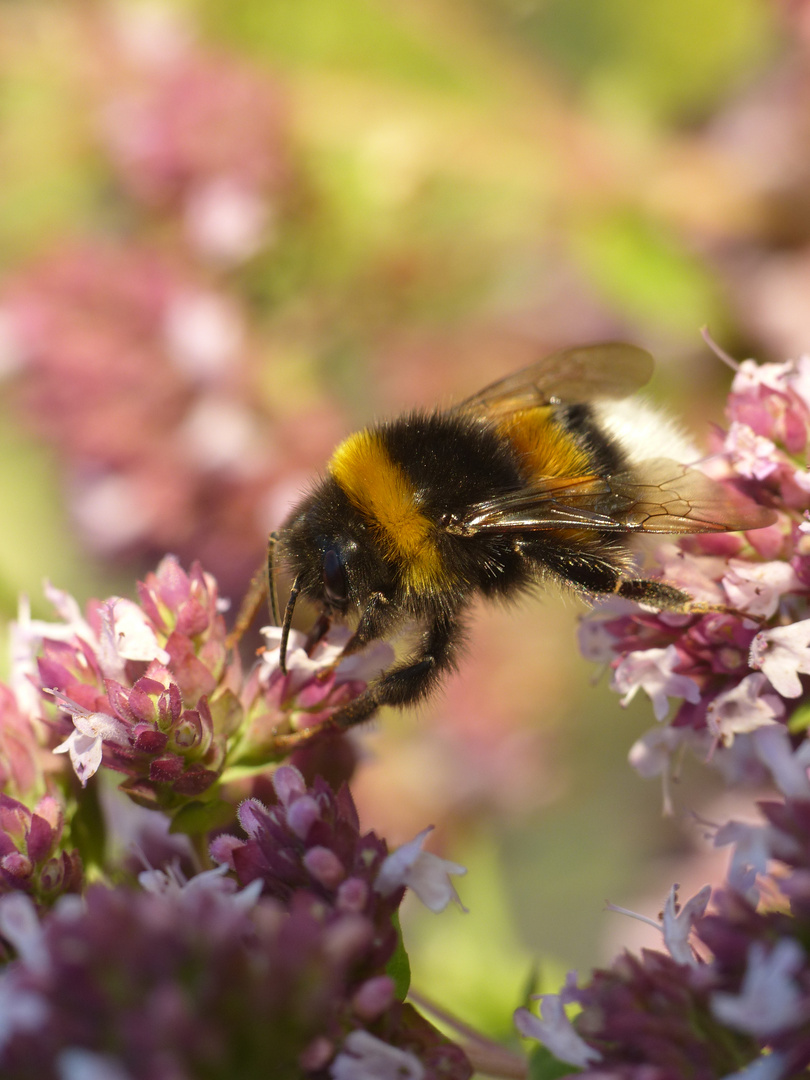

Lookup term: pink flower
[612,645,701,721]
[705,673,785,747]
[374,826,467,913]
[99,48,291,261]
[661,884,712,965]
[725,421,781,480]
[721,559,799,618]
[711,940,806,1038]
[330,1030,425,1080]
[514,991,601,1068]
[51,696,129,787]
[750,619,810,697]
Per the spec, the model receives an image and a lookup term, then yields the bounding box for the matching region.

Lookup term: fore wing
[447,460,776,536]
[454,342,655,420]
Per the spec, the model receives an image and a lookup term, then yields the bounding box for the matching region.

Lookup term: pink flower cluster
[0,29,342,593]
[12,556,388,817]
[1,242,287,591]
[581,352,810,791]
[0,554,472,1076]
[0,765,470,1079]
[0,795,81,910]
[517,726,810,1080]
[30,558,235,809]
[100,43,293,263]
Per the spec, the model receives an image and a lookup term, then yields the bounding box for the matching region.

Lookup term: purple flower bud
[303,846,345,890]
[286,795,321,840]
[336,878,369,914]
[352,975,396,1021]
[272,764,307,806]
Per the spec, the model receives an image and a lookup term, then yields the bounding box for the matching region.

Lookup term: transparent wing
[455,342,655,419]
[449,460,777,536]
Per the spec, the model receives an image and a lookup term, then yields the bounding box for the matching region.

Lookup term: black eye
[322,547,349,606]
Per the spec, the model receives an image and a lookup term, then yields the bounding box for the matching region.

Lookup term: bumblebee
[269,343,774,731]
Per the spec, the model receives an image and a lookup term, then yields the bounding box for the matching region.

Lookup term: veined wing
[455,342,654,420]
[447,461,776,536]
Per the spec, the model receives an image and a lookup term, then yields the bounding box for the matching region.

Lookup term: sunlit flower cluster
[29,558,237,809]
[581,352,810,793]
[0,554,472,1077]
[14,556,393,815]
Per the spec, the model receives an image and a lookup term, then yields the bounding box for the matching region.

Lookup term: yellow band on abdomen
[497,407,591,480]
[329,430,443,591]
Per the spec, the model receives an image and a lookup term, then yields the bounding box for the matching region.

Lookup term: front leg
[274,608,464,748]
[328,608,464,730]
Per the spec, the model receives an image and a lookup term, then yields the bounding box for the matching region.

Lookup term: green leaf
[528,1044,580,1080]
[387,910,411,1000]
[208,688,244,739]
[170,799,236,838]
[788,700,810,733]
[66,779,106,875]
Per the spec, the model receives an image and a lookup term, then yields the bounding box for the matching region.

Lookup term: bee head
[273,479,395,667]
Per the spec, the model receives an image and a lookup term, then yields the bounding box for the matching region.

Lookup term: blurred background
[0,0,805,1047]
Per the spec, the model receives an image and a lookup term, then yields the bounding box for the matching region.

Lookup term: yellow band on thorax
[329,430,443,591]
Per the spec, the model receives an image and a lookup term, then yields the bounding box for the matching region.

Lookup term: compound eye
[322,547,349,607]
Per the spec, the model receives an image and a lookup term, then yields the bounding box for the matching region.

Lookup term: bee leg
[529,542,698,613]
[327,610,462,730]
[616,578,693,610]
[309,593,392,683]
[305,612,333,655]
[274,610,462,748]
[339,592,393,657]
[617,578,760,619]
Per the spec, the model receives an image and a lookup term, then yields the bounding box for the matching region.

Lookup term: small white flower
[705,673,784,747]
[605,884,710,966]
[179,397,260,472]
[661,884,711,965]
[138,860,263,910]
[792,355,810,410]
[731,358,797,395]
[0,893,48,973]
[752,723,810,800]
[514,993,600,1068]
[721,559,798,619]
[184,177,270,265]
[374,827,467,913]
[612,645,701,722]
[577,617,616,664]
[50,692,128,786]
[97,598,170,680]
[628,725,700,815]
[57,1049,134,1080]
[163,289,243,380]
[711,939,805,1037]
[0,980,48,1055]
[11,586,96,716]
[330,1029,424,1080]
[714,821,772,897]
[720,1052,790,1080]
[108,598,170,665]
[260,625,393,691]
[724,422,780,480]
[750,619,810,698]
